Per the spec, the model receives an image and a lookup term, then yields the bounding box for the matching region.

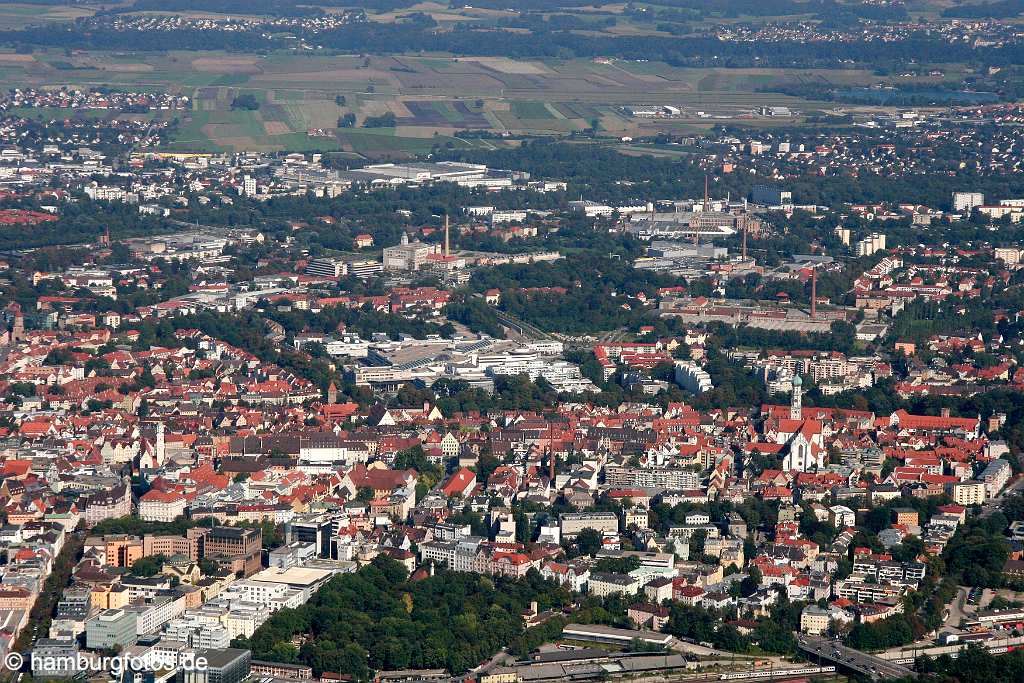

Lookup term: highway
[797,635,915,680]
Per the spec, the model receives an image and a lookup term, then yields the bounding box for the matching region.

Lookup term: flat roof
[249,566,335,587]
[561,623,673,645]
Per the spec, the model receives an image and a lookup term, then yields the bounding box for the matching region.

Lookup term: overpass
[797,635,915,680]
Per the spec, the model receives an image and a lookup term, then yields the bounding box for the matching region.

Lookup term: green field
[511,101,555,119]
[0,48,891,156]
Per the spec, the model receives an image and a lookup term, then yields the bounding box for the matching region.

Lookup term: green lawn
[511,100,555,119]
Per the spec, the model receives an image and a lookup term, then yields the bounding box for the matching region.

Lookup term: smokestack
[444,214,450,257]
[810,267,817,319]
[703,175,710,212]
[742,220,748,260]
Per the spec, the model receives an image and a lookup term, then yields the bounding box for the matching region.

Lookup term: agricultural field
[0,48,887,156]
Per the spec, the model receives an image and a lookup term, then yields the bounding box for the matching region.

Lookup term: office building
[179,648,251,683]
[85,609,137,650]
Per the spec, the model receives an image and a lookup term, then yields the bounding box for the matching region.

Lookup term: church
[778,376,826,472]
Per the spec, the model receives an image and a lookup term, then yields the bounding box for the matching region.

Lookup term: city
[0,2,1022,683]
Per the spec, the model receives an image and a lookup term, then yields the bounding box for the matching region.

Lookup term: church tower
[155,422,165,467]
[790,375,803,421]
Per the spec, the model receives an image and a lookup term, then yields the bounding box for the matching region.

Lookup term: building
[138,489,187,523]
[605,465,699,490]
[674,361,713,393]
[383,233,435,271]
[979,459,1011,498]
[85,608,137,650]
[953,192,984,212]
[828,505,856,529]
[83,482,133,527]
[305,258,348,279]
[250,661,313,680]
[560,512,619,538]
[994,247,1021,265]
[588,572,642,597]
[189,526,262,577]
[856,233,887,257]
[284,514,336,559]
[32,637,80,678]
[952,480,986,506]
[800,605,830,635]
[179,648,251,683]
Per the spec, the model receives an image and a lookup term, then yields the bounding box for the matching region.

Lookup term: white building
[952,192,984,212]
[138,490,187,523]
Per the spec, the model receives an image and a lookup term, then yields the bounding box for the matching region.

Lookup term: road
[797,635,915,680]
[980,476,1024,518]
[944,586,972,629]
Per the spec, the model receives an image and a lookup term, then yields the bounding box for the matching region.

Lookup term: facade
[979,459,1011,498]
[953,191,984,212]
[382,234,435,271]
[952,480,986,506]
[138,490,187,523]
[179,648,251,683]
[305,257,348,278]
[189,526,262,577]
[800,605,830,635]
[83,482,133,528]
[560,512,619,538]
[588,572,641,598]
[85,609,137,650]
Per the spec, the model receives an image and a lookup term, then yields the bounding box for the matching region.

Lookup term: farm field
[0,48,884,156]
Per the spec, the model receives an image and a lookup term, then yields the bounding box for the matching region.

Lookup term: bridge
[797,635,915,680]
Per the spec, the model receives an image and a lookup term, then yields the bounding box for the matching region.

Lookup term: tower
[9,303,23,343]
[327,381,338,405]
[155,422,165,467]
[444,214,450,258]
[790,375,803,421]
[741,219,748,261]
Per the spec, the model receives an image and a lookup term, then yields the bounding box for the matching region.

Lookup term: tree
[740,566,762,597]
[231,93,260,111]
[338,113,356,128]
[130,554,166,577]
[576,528,603,556]
[363,112,396,128]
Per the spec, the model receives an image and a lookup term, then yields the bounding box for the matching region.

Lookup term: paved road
[944,586,972,629]
[797,635,914,680]
[981,476,1024,518]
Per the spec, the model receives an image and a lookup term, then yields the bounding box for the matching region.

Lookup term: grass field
[0,48,897,156]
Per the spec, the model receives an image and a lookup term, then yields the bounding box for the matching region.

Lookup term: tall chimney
[741,220,748,260]
[444,214,450,257]
[703,175,710,212]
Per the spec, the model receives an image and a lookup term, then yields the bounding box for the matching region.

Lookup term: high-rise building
[952,191,984,212]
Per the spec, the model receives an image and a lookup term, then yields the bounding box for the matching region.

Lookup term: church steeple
[790,375,803,421]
